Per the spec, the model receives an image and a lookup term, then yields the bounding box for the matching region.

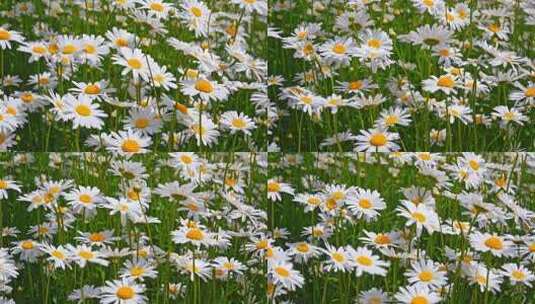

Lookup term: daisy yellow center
[223,262,234,270]
[32,45,47,54]
[296,243,309,253]
[89,232,105,242]
[244,0,257,3]
[21,93,34,103]
[63,44,77,54]
[297,31,307,39]
[78,250,94,260]
[175,102,188,113]
[154,74,165,83]
[0,29,11,40]
[327,98,339,106]
[135,118,150,129]
[349,80,363,90]
[84,44,96,54]
[180,155,193,164]
[6,106,16,116]
[21,240,34,250]
[51,250,65,259]
[307,197,320,205]
[121,139,141,153]
[375,234,391,245]
[503,111,514,121]
[225,177,237,187]
[476,275,487,285]
[356,255,373,266]
[332,191,345,201]
[488,24,500,33]
[48,43,59,54]
[190,6,202,17]
[332,43,347,54]
[367,39,382,48]
[512,270,526,280]
[524,87,535,97]
[385,115,398,126]
[274,266,289,277]
[528,244,535,252]
[469,160,480,170]
[116,286,135,300]
[225,25,237,37]
[127,58,142,69]
[186,228,204,240]
[332,253,345,263]
[358,198,372,209]
[412,212,426,223]
[192,124,205,135]
[437,76,455,88]
[267,182,280,192]
[484,236,503,250]
[130,266,145,276]
[116,38,129,47]
[79,194,92,204]
[256,239,268,250]
[419,271,433,282]
[423,0,434,7]
[195,79,214,93]
[300,96,313,104]
[326,198,337,210]
[127,190,140,201]
[495,175,506,188]
[231,118,246,129]
[411,296,429,304]
[369,297,382,304]
[303,43,314,55]
[439,49,450,56]
[369,133,387,147]
[0,180,7,189]
[312,228,324,237]
[150,2,164,12]
[84,84,101,95]
[51,186,61,194]
[448,108,460,117]
[75,104,92,117]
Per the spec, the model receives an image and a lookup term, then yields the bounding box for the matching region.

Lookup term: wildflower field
[0,0,267,152]
[269,0,535,152]
[0,152,267,303]
[267,153,535,303]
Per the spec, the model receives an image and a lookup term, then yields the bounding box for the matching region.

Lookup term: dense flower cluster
[0,152,267,303]
[269,0,534,151]
[0,0,267,151]
[266,152,535,302]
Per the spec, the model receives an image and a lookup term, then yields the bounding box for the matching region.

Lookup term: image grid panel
[1,0,535,303]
